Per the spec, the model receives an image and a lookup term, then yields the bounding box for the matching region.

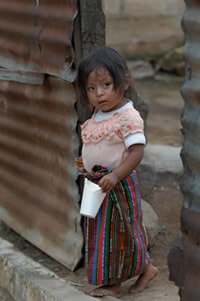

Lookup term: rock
[143,144,183,174]
[136,162,157,199]
[141,199,159,248]
[138,144,183,187]
[156,47,185,76]
[128,60,155,80]
[0,287,14,301]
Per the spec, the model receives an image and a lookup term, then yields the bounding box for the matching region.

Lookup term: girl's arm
[98,144,144,193]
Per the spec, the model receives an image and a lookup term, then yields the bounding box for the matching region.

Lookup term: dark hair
[76,47,137,105]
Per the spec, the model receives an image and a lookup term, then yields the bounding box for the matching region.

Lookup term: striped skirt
[84,171,150,285]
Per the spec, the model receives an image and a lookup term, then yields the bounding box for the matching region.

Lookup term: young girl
[76,47,158,298]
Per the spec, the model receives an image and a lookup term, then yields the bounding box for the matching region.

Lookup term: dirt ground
[0,75,184,300]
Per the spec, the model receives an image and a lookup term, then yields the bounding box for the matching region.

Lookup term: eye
[87,86,95,92]
[103,82,111,88]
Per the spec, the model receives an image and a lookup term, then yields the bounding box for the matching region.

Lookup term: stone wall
[104,0,185,59]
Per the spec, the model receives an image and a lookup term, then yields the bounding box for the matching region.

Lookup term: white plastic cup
[80,178,106,218]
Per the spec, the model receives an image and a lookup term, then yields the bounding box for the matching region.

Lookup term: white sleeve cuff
[124,132,146,148]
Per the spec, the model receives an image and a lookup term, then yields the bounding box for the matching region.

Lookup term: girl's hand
[98,172,119,193]
[98,144,144,193]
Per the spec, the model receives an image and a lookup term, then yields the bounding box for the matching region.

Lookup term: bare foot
[90,284,121,298]
[129,263,158,294]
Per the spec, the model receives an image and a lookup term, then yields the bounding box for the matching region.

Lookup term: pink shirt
[81,102,145,172]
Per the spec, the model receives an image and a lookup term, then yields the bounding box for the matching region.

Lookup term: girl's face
[85,68,128,112]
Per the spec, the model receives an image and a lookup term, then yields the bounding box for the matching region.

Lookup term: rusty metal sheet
[0,76,83,271]
[0,67,44,85]
[0,0,77,82]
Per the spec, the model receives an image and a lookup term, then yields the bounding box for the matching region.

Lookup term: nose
[96,86,103,96]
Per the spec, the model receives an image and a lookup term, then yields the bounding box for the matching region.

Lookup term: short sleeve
[117,107,144,139]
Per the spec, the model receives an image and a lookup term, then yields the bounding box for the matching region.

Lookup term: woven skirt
[84,171,150,285]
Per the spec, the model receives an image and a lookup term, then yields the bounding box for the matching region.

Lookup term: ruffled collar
[81,107,141,143]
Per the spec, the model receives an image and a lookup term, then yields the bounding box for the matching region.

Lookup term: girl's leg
[129,262,158,293]
[90,283,121,298]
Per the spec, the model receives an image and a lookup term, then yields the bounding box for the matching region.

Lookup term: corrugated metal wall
[168,2,200,300]
[0,0,84,271]
[180,1,200,299]
[0,0,77,82]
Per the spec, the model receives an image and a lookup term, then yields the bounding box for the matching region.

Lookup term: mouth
[98,100,107,106]
[98,101,110,112]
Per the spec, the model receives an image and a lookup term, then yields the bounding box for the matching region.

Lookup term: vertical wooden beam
[78,0,105,56]
[73,0,106,125]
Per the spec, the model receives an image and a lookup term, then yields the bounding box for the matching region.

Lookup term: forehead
[87,68,112,83]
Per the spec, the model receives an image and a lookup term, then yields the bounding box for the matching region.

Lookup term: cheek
[87,94,96,106]
[86,92,93,101]
[111,90,122,99]
[87,93,94,101]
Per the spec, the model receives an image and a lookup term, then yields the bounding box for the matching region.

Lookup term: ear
[124,74,130,91]
[124,81,129,91]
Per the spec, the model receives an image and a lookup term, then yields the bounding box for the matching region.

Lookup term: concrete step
[137,144,183,198]
[144,144,182,174]
[0,238,97,301]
